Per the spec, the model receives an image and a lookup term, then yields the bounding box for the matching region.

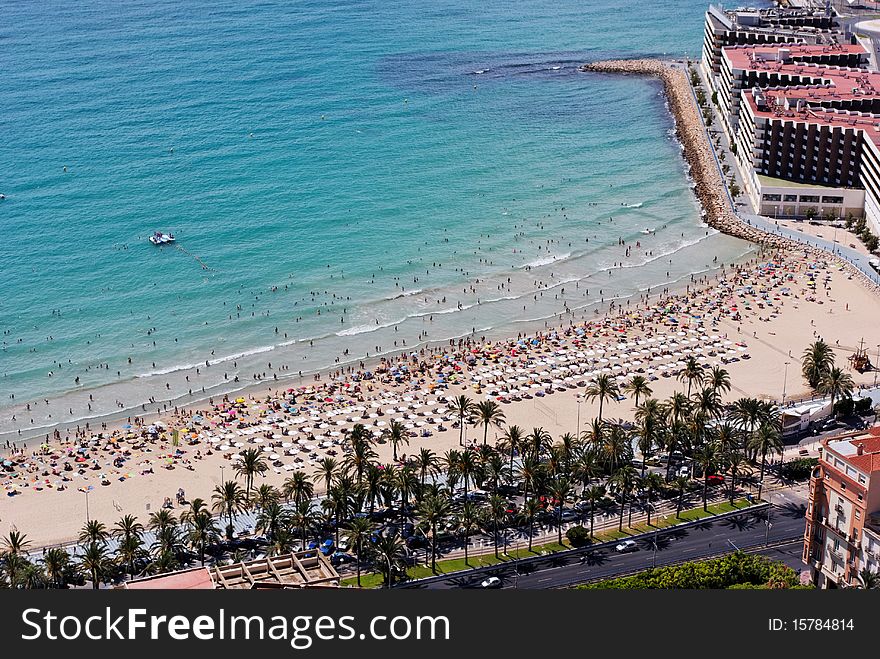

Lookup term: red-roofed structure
[804,426,880,587]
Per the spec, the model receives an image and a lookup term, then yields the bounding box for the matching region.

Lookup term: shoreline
[2,239,756,449]
[580,58,880,295]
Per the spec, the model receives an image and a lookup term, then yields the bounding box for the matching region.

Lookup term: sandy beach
[2,245,879,547]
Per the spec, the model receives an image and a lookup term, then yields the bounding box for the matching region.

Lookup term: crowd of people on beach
[1,248,842,509]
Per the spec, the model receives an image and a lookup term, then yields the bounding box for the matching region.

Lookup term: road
[403,502,806,589]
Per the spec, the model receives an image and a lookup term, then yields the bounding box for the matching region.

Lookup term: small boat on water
[149,231,175,245]
[641,228,655,235]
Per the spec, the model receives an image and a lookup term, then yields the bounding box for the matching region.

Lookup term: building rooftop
[824,426,880,474]
[123,550,341,590]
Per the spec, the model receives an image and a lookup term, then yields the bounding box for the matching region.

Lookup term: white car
[337,535,350,552]
[480,576,502,589]
[615,539,638,553]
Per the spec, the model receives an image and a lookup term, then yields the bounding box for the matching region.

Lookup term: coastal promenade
[580,59,880,293]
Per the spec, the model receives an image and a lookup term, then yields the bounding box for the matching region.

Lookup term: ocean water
[0,0,762,440]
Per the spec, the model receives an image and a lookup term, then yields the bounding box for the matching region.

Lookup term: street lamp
[764,490,773,547]
[576,396,583,438]
[84,488,91,522]
[220,465,225,484]
[782,360,790,406]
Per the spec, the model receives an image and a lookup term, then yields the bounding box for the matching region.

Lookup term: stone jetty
[581,58,880,293]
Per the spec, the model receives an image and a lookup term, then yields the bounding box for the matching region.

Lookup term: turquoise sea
[0,0,766,440]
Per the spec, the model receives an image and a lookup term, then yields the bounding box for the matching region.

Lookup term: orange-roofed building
[803,426,880,587]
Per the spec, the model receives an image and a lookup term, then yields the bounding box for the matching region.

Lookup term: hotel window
[858,493,863,502]
[800,195,820,203]
[859,475,866,485]
[822,196,844,204]
[783,195,798,202]
[762,194,782,202]
[856,510,861,520]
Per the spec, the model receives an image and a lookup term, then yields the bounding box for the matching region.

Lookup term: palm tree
[306,458,334,497]
[749,422,783,501]
[255,500,287,544]
[610,464,637,530]
[290,499,317,550]
[113,515,144,545]
[285,470,315,505]
[451,395,475,446]
[250,483,279,511]
[548,476,574,545]
[585,373,620,421]
[707,365,731,397]
[212,480,246,539]
[457,501,481,565]
[572,448,599,497]
[522,497,544,551]
[665,391,692,426]
[147,508,178,540]
[414,447,438,491]
[383,420,410,461]
[344,424,376,485]
[234,447,268,500]
[78,519,109,546]
[346,516,374,587]
[418,492,451,573]
[486,494,508,559]
[21,563,47,590]
[678,356,705,397]
[692,386,722,421]
[516,454,542,504]
[623,375,652,409]
[419,494,450,574]
[116,534,146,579]
[1,529,31,556]
[642,473,664,526]
[499,425,525,478]
[79,542,110,589]
[694,441,720,511]
[725,448,745,504]
[674,476,690,518]
[374,531,407,589]
[819,366,854,416]
[583,484,606,539]
[112,515,145,578]
[475,400,506,445]
[183,510,215,564]
[802,339,835,390]
[526,426,552,461]
[41,547,70,589]
[457,449,481,502]
[857,568,880,589]
[635,410,660,477]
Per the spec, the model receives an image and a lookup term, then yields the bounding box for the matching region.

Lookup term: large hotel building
[803,427,880,588]
[701,5,880,233]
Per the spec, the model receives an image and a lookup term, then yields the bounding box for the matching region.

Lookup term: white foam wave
[385,288,423,300]
[521,252,572,269]
[335,318,406,337]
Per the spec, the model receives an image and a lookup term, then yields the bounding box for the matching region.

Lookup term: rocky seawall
[581,58,880,293]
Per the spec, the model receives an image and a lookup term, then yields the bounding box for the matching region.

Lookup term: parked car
[337,535,350,552]
[330,552,354,566]
[480,576,502,589]
[707,474,725,486]
[615,539,638,553]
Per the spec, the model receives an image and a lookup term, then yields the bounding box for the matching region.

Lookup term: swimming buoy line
[173,242,213,271]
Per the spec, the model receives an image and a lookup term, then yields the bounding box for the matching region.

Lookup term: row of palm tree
[3,353,804,589]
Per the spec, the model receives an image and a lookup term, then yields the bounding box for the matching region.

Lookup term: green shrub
[834,397,855,417]
[566,526,591,548]
[781,457,818,481]
[577,552,804,589]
